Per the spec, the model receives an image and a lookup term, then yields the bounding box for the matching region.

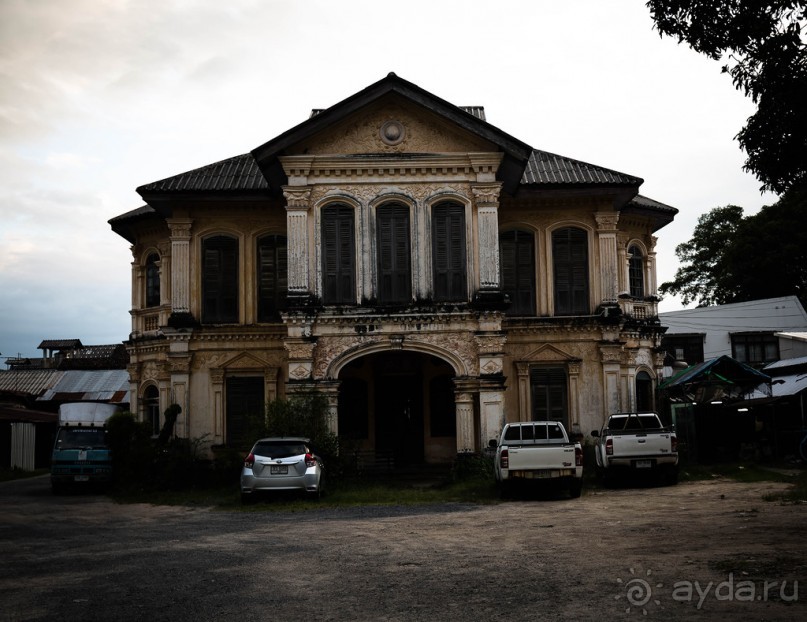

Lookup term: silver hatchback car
[240,437,325,502]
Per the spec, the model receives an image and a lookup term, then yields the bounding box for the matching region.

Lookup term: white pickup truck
[591,412,678,484]
[493,421,583,498]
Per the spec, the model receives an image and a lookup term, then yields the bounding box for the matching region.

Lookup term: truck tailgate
[507,444,578,470]
[611,432,672,458]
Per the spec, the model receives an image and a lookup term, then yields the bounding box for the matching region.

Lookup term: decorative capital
[471,182,502,206]
[167,219,193,239]
[595,211,620,230]
[282,186,312,209]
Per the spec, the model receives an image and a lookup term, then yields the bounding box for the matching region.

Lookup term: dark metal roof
[38,339,83,350]
[137,153,269,194]
[628,194,678,215]
[311,105,485,121]
[522,149,642,186]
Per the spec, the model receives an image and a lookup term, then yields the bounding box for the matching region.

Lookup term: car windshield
[252,441,308,458]
[56,428,108,449]
[609,415,660,430]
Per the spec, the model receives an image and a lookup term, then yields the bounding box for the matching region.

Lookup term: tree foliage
[647,1,807,194]
[660,188,807,306]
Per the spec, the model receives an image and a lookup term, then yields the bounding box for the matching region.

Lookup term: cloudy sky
[0,0,777,361]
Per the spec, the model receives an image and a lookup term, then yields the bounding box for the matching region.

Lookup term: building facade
[110,74,677,464]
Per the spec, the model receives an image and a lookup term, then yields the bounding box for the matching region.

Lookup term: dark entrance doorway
[337,351,456,467]
[375,359,424,466]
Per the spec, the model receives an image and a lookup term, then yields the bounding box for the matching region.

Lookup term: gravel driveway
[1,474,804,621]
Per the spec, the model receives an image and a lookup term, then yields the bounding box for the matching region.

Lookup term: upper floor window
[552,227,589,315]
[732,333,779,367]
[432,202,466,302]
[500,229,535,315]
[628,245,645,298]
[322,205,355,305]
[661,334,705,366]
[202,235,238,323]
[257,235,287,321]
[377,204,411,305]
[145,253,160,308]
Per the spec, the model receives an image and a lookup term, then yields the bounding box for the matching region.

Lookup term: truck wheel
[666,466,679,486]
[499,481,513,500]
[569,480,583,498]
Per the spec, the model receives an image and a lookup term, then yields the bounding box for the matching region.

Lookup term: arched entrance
[337,351,456,467]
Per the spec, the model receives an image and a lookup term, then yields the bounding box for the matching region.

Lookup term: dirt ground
[1,475,805,621]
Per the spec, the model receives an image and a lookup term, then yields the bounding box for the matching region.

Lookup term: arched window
[321,205,355,305]
[432,202,466,301]
[142,385,160,437]
[500,229,535,315]
[377,204,411,304]
[202,235,238,323]
[145,253,160,308]
[629,245,645,298]
[636,371,654,411]
[552,227,589,315]
[257,235,287,321]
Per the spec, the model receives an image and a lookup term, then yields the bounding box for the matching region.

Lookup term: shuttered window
[226,376,264,450]
[530,367,568,428]
[377,204,411,304]
[145,253,160,308]
[552,227,589,315]
[202,235,238,323]
[257,235,288,321]
[500,229,535,315]
[629,245,645,298]
[432,202,466,302]
[322,205,356,305]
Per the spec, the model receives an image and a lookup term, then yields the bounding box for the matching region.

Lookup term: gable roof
[117,74,673,233]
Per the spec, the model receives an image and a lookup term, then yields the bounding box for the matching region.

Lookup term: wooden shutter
[377,204,411,304]
[226,376,264,449]
[500,230,535,315]
[322,206,355,304]
[553,227,588,315]
[202,236,238,323]
[530,367,568,427]
[432,203,466,301]
[258,235,287,321]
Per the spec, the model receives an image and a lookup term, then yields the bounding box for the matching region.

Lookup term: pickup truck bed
[494,421,583,498]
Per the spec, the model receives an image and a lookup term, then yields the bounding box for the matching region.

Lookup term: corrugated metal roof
[0,370,63,396]
[310,105,486,121]
[628,194,678,214]
[137,153,269,193]
[522,149,642,186]
[37,370,130,403]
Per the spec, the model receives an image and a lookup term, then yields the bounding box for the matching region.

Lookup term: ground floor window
[530,366,568,428]
[226,376,264,449]
[142,385,160,436]
[636,371,654,411]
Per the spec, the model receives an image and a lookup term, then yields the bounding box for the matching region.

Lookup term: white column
[472,183,503,290]
[455,392,475,453]
[283,187,312,297]
[595,212,620,304]
[167,219,192,314]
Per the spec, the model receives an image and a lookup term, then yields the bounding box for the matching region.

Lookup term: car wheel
[569,479,583,498]
[240,492,254,505]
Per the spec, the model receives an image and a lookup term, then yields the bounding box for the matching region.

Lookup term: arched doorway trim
[325,338,468,380]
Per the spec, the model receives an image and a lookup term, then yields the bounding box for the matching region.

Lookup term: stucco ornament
[380,120,406,146]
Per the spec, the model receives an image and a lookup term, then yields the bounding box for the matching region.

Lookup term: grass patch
[679,463,796,484]
[762,468,807,504]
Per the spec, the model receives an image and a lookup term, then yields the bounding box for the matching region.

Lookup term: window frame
[529,366,569,429]
[628,244,645,299]
[145,253,161,308]
[257,234,288,321]
[376,203,412,305]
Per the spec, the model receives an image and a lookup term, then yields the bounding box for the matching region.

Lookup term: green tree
[647,1,807,194]
[659,205,744,306]
[660,189,807,306]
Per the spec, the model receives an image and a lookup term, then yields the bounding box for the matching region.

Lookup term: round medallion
[380,120,405,146]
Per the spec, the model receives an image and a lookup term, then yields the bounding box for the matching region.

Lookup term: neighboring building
[109,73,677,464]
[660,296,807,371]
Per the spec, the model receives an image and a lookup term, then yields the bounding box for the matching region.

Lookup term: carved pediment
[288,99,496,156]
[521,343,580,363]
[216,351,269,371]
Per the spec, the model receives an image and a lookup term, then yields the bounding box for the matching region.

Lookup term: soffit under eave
[250,73,534,196]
